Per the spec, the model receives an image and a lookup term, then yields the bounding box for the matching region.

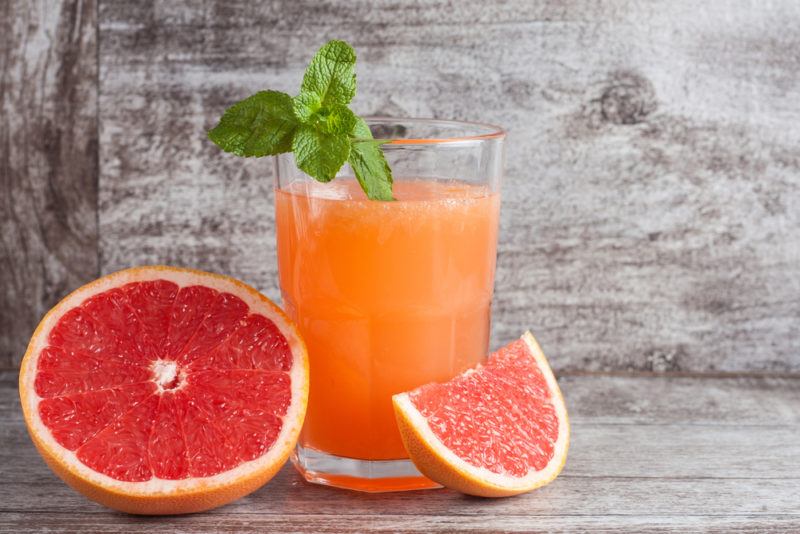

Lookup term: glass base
[291,444,442,492]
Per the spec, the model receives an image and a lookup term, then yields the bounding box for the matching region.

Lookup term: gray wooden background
[2,0,799,374]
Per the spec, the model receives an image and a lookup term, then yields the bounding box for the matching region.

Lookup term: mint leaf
[208,40,395,200]
[350,142,394,201]
[292,125,350,182]
[317,104,357,134]
[292,92,320,123]
[299,39,356,107]
[351,115,378,141]
[349,118,394,201]
[208,91,297,157]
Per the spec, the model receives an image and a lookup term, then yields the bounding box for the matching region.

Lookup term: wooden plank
[96,0,800,373]
[3,373,799,531]
[4,462,800,518]
[560,374,800,425]
[1,512,800,534]
[0,0,99,369]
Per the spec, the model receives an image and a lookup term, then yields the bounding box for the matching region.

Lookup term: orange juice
[276,178,500,460]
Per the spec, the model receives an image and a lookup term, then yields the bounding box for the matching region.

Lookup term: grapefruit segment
[393,332,569,497]
[123,280,179,359]
[177,291,249,366]
[188,313,294,372]
[148,393,191,480]
[34,346,152,398]
[163,285,218,359]
[38,382,156,450]
[19,266,308,514]
[76,394,162,482]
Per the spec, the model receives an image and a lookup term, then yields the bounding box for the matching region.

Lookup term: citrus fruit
[18,266,308,515]
[393,331,569,497]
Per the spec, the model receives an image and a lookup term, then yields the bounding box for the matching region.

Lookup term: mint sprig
[208,40,394,201]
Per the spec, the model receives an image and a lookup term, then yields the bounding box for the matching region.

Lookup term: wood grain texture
[96,0,800,373]
[2,372,799,532]
[0,0,99,369]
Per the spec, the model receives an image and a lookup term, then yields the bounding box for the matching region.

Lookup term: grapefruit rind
[392,331,569,498]
[19,266,309,514]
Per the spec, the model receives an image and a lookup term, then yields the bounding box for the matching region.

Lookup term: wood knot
[369,123,407,139]
[600,71,657,125]
[369,100,411,139]
[643,346,685,372]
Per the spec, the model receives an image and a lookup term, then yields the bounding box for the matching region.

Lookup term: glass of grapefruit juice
[275,118,505,491]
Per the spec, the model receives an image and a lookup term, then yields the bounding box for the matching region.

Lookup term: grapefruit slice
[393,332,569,497]
[19,266,308,514]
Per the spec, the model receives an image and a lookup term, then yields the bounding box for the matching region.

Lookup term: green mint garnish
[349,118,394,200]
[208,40,394,200]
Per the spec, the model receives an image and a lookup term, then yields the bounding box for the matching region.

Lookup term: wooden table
[3,370,798,532]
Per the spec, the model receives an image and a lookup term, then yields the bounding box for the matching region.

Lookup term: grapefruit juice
[276,178,500,461]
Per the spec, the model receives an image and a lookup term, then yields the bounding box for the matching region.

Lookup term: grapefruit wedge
[393,332,569,497]
[19,266,308,514]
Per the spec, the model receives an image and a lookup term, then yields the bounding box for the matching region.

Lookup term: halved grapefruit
[19,266,308,515]
[393,332,569,497]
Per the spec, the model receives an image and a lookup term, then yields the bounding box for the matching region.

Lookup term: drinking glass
[274,118,505,492]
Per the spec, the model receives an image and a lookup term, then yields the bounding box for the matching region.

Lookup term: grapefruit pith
[393,331,569,497]
[19,266,308,514]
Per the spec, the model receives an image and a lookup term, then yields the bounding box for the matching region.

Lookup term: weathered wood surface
[95,0,800,373]
[2,1,799,372]
[0,0,99,369]
[2,371,799,532]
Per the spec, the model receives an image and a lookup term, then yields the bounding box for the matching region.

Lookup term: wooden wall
[3,0,799,373]
[1,0,99,368]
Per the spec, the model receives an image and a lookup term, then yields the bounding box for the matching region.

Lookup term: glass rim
[363,116,506,146]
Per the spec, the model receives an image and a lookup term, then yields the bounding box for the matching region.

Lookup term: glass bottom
[291,444,442,492]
